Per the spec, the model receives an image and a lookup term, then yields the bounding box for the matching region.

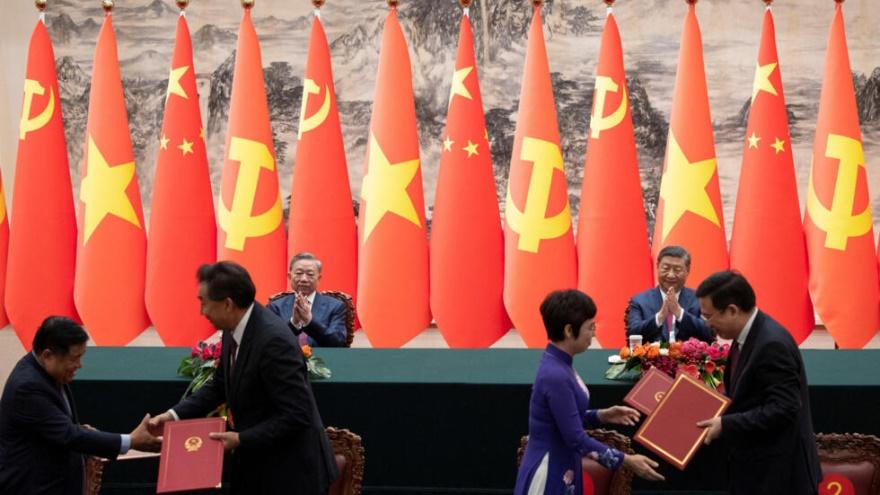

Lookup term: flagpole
[604,0,614,16]
[242,0,254,9]
[35,0,47,23]
[313,0,325,19]
[176,0,188,17]
[459,0,471,18]
[102,0,113,15]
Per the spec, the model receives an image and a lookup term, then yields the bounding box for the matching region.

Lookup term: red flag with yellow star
[504,6,577,348]
[431,11,508,348]
[74,13,149,345]
[578,8,652,349]
[803,3,878,348]
[7,17,79,347]
[288,14,357,301]
[651,2,727,285]
[357,6,430,347]
[146,12,216,346]
[217,6,287,303]
[730,7,813,344]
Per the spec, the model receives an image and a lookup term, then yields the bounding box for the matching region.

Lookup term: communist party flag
[217,6,287,303]
[803,2,879,348]
[74,12,149,345]
[504,5,576,348]
[651,1,727,285]
[577,7,652,349]
[146,10,216,346]
[288,12,357,300]
[730,7,813,344]
[7,16,79,347]
[357,6,430,347]
[431,9,508,348]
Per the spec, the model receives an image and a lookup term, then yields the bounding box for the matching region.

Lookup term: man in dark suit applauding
[268,252,348,347]
[626,245,713,343]
[696,271,821,495]
[149,261,338,494]
[0,317,160,494]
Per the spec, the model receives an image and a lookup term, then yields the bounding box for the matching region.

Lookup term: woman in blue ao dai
[514,290,665,495]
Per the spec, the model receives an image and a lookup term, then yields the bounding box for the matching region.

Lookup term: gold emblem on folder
[184,436,203,452]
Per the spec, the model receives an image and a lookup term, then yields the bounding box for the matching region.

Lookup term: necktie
[228,339,238,378]
[665,313,675,342]
[727,341,740,395]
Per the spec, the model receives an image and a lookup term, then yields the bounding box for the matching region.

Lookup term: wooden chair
[321,290,355,347]
[517,429,635,495]
[326,426,365,495]
[817,433,880,495]
[85,455,108,495]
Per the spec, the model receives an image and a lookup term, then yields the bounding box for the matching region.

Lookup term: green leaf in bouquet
[605,362,641,381]
[307,357,332,380]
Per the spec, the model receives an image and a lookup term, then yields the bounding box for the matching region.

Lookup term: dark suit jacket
[173,303,338,495]
[268,291,348,347]
[625,287,713,343]
[721,311,821,495]
[0,353,121,494]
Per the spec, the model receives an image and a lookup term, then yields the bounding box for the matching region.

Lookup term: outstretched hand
[622,454,665,481]
[130,414,162,452]
[147,411,174,437]
[598,405,640,426]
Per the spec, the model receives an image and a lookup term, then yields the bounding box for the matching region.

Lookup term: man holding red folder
[695,271,820,495]
[149,261,338,494]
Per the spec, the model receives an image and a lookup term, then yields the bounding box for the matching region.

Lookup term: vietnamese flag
[431,10,507,348]
[357,6,430,347]
[730,7,813,344]
[217,6,286,303]
[504,6,577,348]
[146,11,216,346]
[7,17,79,348]
[578,7,652,349]
[803,2,878,348]
[74,12,149,345]
[651,1,728,285]
[288,13,357,301]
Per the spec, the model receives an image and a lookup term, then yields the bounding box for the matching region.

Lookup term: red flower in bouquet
[610,337,729,389]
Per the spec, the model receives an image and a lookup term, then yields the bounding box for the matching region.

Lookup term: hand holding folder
[157,417,226,493]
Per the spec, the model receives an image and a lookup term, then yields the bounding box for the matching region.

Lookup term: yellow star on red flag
[659,132,719,242]
[79,134,140,243]
[360,133,421,240]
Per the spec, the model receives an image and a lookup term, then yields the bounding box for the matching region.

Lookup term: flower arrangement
[606,338,729,390]
[178,339,331,398]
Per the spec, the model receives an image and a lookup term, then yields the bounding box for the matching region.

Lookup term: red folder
[633,373,730,470]
[623,367,675,415]
[157,417,225,493]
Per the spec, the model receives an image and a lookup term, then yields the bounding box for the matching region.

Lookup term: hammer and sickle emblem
[654,391,666,402]
[589,76,628,139]
[184,436,203,452]
[217,137,283,251]
[505,137,572,253]
[19,79,55,140]
[806,134,872,251]
[297,78,331,139]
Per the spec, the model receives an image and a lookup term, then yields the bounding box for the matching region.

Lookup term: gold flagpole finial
[312,0,325,8]
[102,0,114,13]
[35,0,48,12]
[532,0,544,7]
[459,0,472,7]
[387,0,400,7]
[176,0,190,9]
[685,0,697,4]
[241,0,255,9]
[604,0,615,6]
